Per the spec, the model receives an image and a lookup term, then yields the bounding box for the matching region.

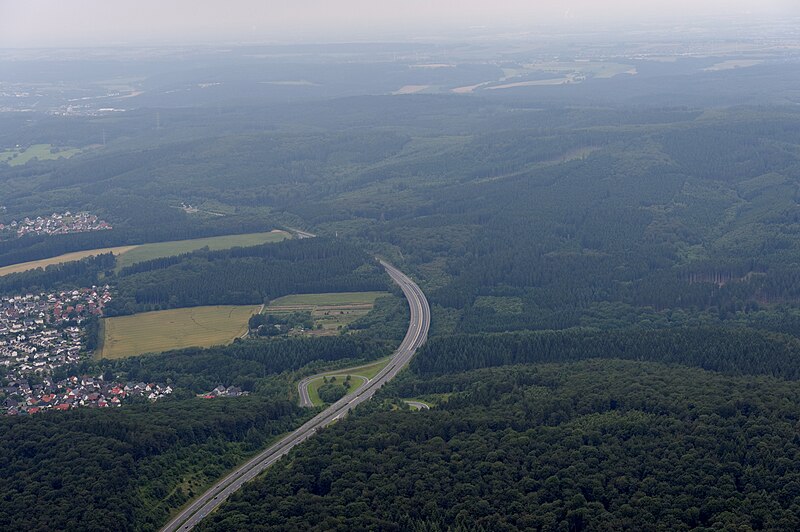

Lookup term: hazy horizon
[2,0,800,48]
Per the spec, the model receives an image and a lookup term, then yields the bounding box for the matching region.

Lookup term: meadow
[114,230,290,270]
[0,144,82,166]
[99,305,259,359]
[266,291,388,334]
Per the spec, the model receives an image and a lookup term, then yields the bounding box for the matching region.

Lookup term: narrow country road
[160,259,430,532]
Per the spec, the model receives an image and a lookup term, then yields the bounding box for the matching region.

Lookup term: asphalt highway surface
[161,259,430,532]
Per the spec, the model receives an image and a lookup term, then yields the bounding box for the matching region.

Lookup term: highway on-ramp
[296,357,391,408]
[404,400,430,411]
[161,259,430,532]
[297,373,369,408]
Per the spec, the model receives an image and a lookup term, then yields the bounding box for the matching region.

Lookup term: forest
[410,326,800,380]
[199,359,800,531]
[0,395,307,531]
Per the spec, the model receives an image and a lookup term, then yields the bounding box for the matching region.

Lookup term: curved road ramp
[162,259,430,532]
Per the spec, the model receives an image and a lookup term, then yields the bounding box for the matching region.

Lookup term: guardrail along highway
[161,259,430,532]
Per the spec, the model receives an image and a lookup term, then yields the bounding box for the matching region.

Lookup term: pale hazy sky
[1,0,799,47]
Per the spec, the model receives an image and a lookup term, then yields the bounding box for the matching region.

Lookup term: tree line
[107,238,388,315]
[410,326,800,380]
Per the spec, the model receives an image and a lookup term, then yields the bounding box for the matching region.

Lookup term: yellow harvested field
[0,246,137,277]
[487,77,575,90]
[100,305,260,359]
[703,59,764,72]
[451,82,490,94]
[392,85,430,95]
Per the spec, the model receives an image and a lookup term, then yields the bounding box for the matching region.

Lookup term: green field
[114,230,290,270]
[266,291,389,335]
[100,305,260,359]
[0,144,82,166]
[304,357,392,406]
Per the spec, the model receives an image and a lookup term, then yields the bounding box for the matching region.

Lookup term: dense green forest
[0,396,307,532]
[200,360,800,531]
[410,327,800,379]
[6,100,800,340]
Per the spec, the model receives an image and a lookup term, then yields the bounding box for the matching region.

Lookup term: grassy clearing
[0,246,136,277]
[115,230,290,270]
[474,296,524,314]
[0,144,82,166]
[266,291,389,335]
[100,305,259,359]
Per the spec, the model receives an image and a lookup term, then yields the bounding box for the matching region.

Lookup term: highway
[404,400,430,411]
[161,259,430,532]
[287,227,317,239]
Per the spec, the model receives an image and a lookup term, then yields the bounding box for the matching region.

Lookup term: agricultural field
[0,144,82,166]
[114,230,290,270]
[0,231,290,276]
[704,59,764,71]
[0,246,136,276]
[99,305,260,359]
[265,291,389,335]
